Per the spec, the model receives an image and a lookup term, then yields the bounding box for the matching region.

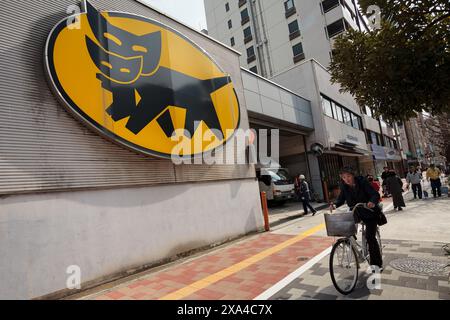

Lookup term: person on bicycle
[329,166,383,270]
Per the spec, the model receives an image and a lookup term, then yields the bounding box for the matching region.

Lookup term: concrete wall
[241,68,313,129]
[0,179,264,299]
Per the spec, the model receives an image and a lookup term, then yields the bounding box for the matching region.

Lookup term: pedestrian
[426,164,442,198]
[294,174,301,201]
[298,175,317,216]
[367,174,381,193]
[329,167,383,270]
[385,170,406,210]
[381,167,390,198]
[406,166,423,199]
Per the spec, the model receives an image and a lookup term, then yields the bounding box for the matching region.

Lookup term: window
[292,42,304,56]
[350,113,358,129]
[241,8,250,24]
[367,130,381,145]
[238,0,247,8]
[249,66,258,74]
[384,136,397,149]
[321,0,340,13]
[230,37,235,46]
[284,0,295,11]
[292,44,305,63]
[321,94,363,131]
[342,109,352,126]
[333,103,344,122]
[366,131,372,144]
[358,117,364,131]
[228,19,232,29]
[247,46,256,63]
[225,2,230,12]
[364,106,374,118]
[392,139,398,149]
[326,18,346,38]
[322,96,334,118]
[247,46,255,58]
[284,0,296,17]
[243,26,252,43]
[288,20,300,36]
[384,136,391,148]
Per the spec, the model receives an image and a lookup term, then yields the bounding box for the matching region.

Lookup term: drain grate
[390,257,449,277]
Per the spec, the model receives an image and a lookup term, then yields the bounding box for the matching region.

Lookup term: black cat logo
[45,0,240,158]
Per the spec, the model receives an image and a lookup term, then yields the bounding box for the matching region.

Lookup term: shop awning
[330,144,370,157]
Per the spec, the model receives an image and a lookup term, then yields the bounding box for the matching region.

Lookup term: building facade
[271,59,371,199]
[205,0,407,190]
[205,0,370,78]
[405,113,449,170]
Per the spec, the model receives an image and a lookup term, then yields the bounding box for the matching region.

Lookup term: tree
[329,0,450,121]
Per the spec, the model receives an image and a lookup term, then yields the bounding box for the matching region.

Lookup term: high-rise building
[205,0,370,78]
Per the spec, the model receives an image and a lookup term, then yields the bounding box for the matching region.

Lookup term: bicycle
[324,203,383,295]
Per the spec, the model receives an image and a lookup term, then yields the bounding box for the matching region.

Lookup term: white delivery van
[256,166,295,204]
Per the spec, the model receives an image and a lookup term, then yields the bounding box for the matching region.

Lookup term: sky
[141,0,207,31]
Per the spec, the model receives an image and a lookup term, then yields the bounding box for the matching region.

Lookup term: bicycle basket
[324,212,357,237]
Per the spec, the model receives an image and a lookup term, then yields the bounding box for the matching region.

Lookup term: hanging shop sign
[45,0,240,158]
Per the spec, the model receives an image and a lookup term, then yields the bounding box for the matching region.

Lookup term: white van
[256,167,295,204]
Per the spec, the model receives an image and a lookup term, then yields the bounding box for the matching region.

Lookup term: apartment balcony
[239,0,247,8]
[244,34,253,44]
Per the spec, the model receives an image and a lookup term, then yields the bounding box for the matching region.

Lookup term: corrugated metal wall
[0,0,254,195]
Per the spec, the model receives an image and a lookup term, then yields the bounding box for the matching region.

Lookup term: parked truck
[256,164,295,204]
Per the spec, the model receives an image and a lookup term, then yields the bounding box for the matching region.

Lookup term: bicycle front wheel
[330,238,359,295]
[376,228,382,256]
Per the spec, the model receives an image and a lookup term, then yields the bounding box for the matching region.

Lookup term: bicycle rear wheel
[330,238,359,295]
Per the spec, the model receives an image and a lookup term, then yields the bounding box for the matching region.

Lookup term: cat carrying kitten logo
[45,0,240,158]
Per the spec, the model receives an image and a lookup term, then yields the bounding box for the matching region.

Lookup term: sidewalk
[69,232,334,300]
[268,200,328,227]
[66,181,449,301]
[269,197,450,300]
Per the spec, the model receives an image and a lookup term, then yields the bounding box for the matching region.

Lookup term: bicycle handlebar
[329,202,375,214]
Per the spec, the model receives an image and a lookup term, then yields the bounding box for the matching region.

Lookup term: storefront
[318,150,366,201]
[0,0,264,299]
[369,144,404,178]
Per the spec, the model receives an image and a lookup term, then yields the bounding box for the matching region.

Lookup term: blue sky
[141,0,207,30]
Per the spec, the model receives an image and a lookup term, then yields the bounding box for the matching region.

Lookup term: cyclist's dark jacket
[334,176,381,221]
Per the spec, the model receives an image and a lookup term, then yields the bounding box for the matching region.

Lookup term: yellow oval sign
[45,1,240,158]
